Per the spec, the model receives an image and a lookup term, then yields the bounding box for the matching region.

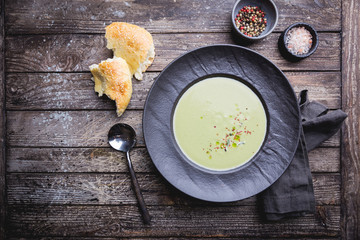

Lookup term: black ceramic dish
[231,0,278,42]
[278,23,319,62]
[143,45,301,202]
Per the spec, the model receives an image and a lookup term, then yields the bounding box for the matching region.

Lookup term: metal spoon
[108,123,151,224]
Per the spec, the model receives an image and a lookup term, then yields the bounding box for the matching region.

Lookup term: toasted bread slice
[105,22,155,80]
[90,57,132,116]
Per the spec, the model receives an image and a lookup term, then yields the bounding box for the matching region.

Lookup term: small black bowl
[278,23,319,62]
[231,0,278,42]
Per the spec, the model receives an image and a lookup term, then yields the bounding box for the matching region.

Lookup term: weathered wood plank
[6,147,340,173]
[6,110,341,148]
[5,72,341,110]
[6,205,340,238]
[287,72,341,110]
[6,148,155,173]
[5,173,340,206]
[6,238,341,240]
[341,0,360,238]
[0,0,6,238]
[6,110,143,147]
[5,72,157,110]
[5,33,341,72]
[5,0,341,34]
[308,147,340,173]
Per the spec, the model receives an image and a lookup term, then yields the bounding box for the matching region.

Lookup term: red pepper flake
[204,108,257,158]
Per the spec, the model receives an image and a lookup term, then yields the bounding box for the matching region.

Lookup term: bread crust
[105,22,155,80]
[90,57,132,116]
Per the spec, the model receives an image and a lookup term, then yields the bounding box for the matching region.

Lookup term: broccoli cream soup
[173,76,267,171]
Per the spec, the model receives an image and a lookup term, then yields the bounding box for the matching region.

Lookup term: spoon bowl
[108,123,136,152]
[108,123,151,224]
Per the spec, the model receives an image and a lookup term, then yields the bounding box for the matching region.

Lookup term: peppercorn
[234,5,267,37]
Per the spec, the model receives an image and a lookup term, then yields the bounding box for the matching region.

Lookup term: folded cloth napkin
[259,90,347,221]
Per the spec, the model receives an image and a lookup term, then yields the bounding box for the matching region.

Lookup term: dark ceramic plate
[143,45,300,202]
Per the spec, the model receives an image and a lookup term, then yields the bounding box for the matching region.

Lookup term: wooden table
[0,0,359,239]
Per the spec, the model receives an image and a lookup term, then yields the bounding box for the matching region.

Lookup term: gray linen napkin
[259,90,347,221]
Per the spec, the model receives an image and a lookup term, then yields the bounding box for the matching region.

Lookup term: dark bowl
[231,0,278,42]
[278,23,319,62]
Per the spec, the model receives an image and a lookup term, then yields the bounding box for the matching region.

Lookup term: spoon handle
[126,151,152,224]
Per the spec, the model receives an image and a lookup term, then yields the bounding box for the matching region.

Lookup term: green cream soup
[173,76,267,171]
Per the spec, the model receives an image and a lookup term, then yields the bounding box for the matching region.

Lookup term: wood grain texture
[5,32,341,72]
[6,110,341,148]
[5,72,157,110]
[6,147,340,173]
[6,110,143,147]
[5,173,340,206]
[6,205,340,238]
[4,0,341,34]
[2,0,347,238]
[6,238,340,240]
[0,0,6,238]
[341,0,360,238]
[5,71,340,110]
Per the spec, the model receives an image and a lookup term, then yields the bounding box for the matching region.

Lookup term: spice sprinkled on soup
[173,76,267,171]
